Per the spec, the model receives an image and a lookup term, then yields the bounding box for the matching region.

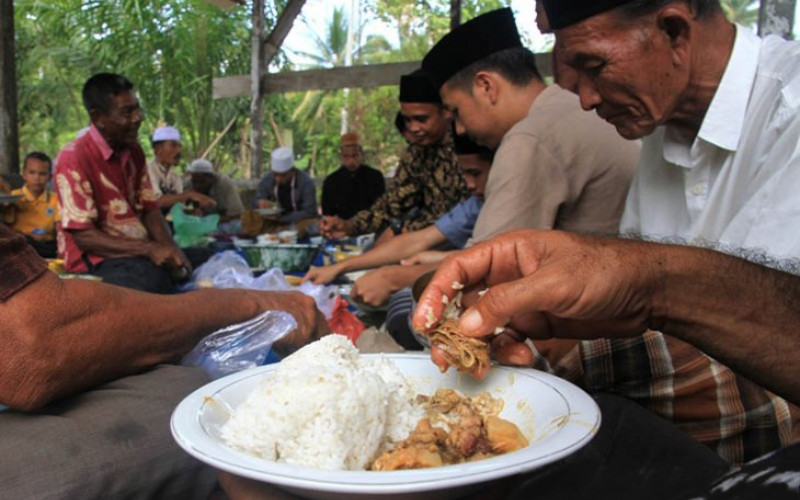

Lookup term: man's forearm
[651,244,800,406]
[0,272,265,410]
[341,228,443,273]
[71,227,155,259]
[143,208,176,246]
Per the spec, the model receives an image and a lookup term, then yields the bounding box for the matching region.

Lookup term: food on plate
[219,335,527,471]
[371,389,528,470]
[423,283,491,379]
[220,334,424,470]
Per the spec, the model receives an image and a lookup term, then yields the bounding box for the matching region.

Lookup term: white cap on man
[271,146,294,173]
[187,158,214,174]
[152,126,181,142]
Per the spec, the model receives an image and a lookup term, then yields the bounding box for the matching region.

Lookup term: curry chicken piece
[369,390,528,471]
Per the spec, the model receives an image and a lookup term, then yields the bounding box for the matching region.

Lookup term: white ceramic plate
[171,354,600,500]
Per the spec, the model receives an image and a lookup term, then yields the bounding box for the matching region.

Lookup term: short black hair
[394,111,406,134]
[82,73,134,115]
[445,47,542,93]
[23,151,52,171]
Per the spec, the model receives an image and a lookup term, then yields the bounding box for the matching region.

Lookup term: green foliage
[14,0,513,180]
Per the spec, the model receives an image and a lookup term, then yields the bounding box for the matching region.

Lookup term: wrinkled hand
[412,230,657,369]
[187,191,217,208]
[302,263,343,285]
[148,242,191,271]
[251,291,329,356]
[319,216,353,240]
[401,249,449,266]
[350,268,394,307]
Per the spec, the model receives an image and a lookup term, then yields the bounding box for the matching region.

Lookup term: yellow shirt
[11,186,60,241]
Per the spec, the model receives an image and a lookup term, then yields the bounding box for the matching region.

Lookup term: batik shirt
[351,132,468,234]
[55,126,159,273]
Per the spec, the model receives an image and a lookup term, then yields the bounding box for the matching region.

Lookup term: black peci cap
[421,8,522,90]
[399,69,442,103]
[541,0,634,30]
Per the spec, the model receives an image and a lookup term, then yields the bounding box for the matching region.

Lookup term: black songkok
[421,8,522,90]
[399,69,441,103]
[541,0,634,30]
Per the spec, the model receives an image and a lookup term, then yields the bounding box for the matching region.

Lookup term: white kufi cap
[152,126,181,142]
[271,146,294,173]
[187,158,214,174]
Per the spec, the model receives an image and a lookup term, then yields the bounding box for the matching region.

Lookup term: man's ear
[473,72,499,105]
[89,109,105,130]
[657,6,692,67]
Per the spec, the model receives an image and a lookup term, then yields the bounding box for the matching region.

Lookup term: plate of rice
[171,335,600,500]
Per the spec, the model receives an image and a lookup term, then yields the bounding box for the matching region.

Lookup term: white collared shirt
[147,159,184,198]
[620,25,800,258]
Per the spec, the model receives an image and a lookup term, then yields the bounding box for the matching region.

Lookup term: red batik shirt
[54,126,159,272]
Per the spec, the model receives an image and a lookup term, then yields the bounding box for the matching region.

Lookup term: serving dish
[171,354,600,500]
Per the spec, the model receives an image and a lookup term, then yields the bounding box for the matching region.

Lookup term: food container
[238,243,320,272]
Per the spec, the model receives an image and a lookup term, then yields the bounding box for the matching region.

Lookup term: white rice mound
[220,334,424,470]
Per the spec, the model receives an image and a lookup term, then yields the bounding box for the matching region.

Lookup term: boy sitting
[11,152,60,258]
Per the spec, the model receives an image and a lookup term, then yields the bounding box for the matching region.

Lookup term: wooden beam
[215,54,555,98]
[263,0,307,65]
[0,0,19,176]
[215,61,420,98]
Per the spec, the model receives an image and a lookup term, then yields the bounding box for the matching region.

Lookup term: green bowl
[238,244,320,273]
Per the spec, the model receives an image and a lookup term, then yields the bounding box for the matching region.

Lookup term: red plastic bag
[327,295,366,344]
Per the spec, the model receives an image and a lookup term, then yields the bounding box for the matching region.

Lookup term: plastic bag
[328,295,366,343]
[171,204,219,248]
[189,251,339,319]
[182,310,296,379]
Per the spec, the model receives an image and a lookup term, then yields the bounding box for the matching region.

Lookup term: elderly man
[542,0,800,259]
[321,133,385,220]
[416,8,794,467]
[0,224,328,500]
[255,146,318,227]
[319,70,469,242]
[185,158,244,224]
[55,73,191,294]
[147,126,215,211]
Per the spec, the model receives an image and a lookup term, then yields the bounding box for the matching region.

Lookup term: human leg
[505,393,730,500]
[0,365,216,500]
[90,256,176,293]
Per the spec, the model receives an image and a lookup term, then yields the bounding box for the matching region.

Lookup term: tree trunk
[0,0,19,176]
[758,0,796,37]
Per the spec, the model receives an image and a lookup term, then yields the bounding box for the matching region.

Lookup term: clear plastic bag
[190,250,338,319]
[182,310,296,379]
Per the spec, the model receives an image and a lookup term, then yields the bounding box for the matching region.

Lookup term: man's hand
[412,230,658,368]
[319,216,354,240]
[303,263,344,285]
[253,291,330,356]
[350,266,407,307]
[186,191,217,208]
[148,242,191,272]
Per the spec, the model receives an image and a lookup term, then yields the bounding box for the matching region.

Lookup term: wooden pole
[0,0,19,176]
[250,0,265,179]
[450,0,461,30]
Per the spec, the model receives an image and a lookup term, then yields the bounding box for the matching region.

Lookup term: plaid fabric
[0,224,47,301]
[530,331,796,466]
[351,132,469,234]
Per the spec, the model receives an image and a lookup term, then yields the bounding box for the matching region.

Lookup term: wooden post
[450,0,461,29]
[250,0,265,179]
[758,0,796,38]
[0,0,19,176]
